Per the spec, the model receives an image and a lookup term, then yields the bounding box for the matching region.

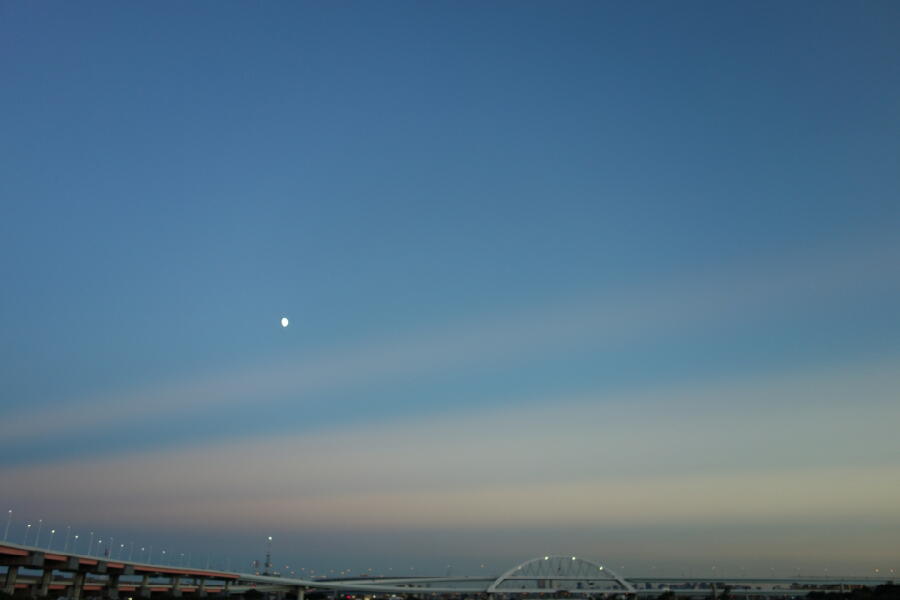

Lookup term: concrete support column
[107,573,121,599]
[38,569,54,596]
[71,572,86,600]
[711,583,717,600]
[197,578,207,597]
[171,575,182,598]
[139,574,151,598]
[2,566,19,595]
[297,589,305,600]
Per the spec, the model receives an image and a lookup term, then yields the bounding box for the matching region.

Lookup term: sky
[1,0,900,578]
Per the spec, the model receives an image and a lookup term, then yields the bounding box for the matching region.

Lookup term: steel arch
[487,555,635,594]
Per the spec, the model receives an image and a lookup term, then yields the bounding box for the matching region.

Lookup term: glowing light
[280,317,289,328]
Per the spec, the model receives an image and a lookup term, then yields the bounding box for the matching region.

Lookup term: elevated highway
[2,542,893,599]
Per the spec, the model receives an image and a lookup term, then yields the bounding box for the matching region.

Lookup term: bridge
[1,541,893,600]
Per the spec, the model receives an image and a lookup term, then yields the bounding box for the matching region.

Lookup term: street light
[23,523,32,545]
[3,510,11,541]
[35,519,43,547]
[63,526,72,553]
[48,529,56,550]
[87,532,95,556]
[73,535,80,554]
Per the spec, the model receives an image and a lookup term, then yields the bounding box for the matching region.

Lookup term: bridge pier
[2,566,19,595]
[139,573,151,598]
[171,575,183,597]
[71,572,86,600]
[37,568,54,597]
[107,572,120,599]
[197,578,207,597]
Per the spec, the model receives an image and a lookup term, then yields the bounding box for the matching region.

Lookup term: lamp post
[73,535,80,554]
[96,539,103,558]
[48,529,56,550]
[129,542,134,561]
[3,510,11,541]
[108,537,114,558]
[23,523,32,545]
[64,526,71,553]
[87,532,94,556]
[35,519,43,547]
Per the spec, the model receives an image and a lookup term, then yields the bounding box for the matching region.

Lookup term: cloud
[3,356,899,535]
[3,236,898,445]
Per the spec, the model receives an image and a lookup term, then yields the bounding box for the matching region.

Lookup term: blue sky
[2,1,900,575]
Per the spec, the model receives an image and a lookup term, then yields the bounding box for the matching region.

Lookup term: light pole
[96,539,103,558]
[23,523,32,545]
[119,543,125,559]
[108,536,114,558]
[129,542,134,561]
[73,535,79,554]
[3,510,11,541]
[63,526,71,553]
[48,529,56,550]
[161,549,167,565]
[35,519,43,547]
[87,532,95,556]
[148,546,153,563]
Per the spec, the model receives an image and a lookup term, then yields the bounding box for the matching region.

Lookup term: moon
[280,317,289,328]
